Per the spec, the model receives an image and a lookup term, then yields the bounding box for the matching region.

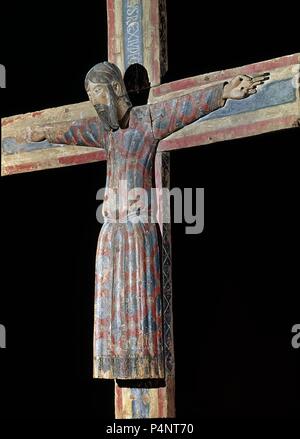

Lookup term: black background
[0,0,299,419]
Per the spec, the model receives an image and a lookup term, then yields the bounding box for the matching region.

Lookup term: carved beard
[94,88,119,131]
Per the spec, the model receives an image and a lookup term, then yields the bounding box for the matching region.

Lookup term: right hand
[222,72,270,100]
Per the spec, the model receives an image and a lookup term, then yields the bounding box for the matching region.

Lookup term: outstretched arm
[149,83,226,140]
[150,73,270,140]
[31,117,109,150]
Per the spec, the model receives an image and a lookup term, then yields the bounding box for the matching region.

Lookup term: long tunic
[47,83,225,379]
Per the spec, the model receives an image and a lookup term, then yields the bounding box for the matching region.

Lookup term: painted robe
[47,83,225,379]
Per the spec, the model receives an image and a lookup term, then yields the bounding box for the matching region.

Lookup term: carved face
[87,81,119,130]
[85,62,133,131]
[86,80,121,131]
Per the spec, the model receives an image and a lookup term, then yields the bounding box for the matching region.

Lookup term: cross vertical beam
[107,0,175,418]
[107,0,167,85]
[155,151,176,417]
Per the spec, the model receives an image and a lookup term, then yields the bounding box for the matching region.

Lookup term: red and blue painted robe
[47,83,225,379]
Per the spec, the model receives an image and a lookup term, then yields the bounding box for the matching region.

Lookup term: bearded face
[87,81,126,131]
[93,84,119,131]
[85,62,133,130]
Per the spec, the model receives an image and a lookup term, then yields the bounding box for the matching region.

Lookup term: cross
[1,0,299,419]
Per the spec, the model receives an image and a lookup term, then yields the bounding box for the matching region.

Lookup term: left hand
[222,73,270,100]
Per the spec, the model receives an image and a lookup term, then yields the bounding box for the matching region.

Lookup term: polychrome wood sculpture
[26,62,268,382]
[1,0,299,419]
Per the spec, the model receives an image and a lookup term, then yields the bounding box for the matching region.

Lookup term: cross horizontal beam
[1,101,99,175]
[156,53,300,151]
[1,53,299,176]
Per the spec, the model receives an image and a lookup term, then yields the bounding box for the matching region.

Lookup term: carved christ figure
[35,62,268,380]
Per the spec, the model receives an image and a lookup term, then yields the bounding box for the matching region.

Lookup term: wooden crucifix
[1,0,299,420]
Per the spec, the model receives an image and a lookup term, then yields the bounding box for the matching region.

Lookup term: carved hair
[85,62,124,91]
[85,62,132,109]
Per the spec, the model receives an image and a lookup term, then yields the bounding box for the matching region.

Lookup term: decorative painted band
[2,148,106,176]
[123,0,144,68]
[158,114,299,152]
[151,53,300,99]
[201,78,296,122]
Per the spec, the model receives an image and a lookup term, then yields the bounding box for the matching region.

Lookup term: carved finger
[252,79,265,84]
[231,75,251,87]
[238,74,252,80]
[252,72,270,81]
[253,77,269,85]
[250,80,265,88]
[247,89,257,95]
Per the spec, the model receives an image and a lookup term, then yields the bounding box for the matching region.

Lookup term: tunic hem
[93,356,165,380]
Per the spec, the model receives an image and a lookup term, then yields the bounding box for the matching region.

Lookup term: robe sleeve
[44,116,109,150]
[149,83,226,140]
